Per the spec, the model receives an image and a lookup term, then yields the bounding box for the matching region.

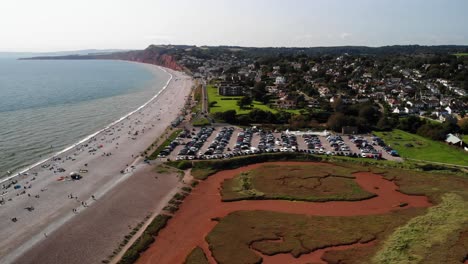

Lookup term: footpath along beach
[0,63,193,264]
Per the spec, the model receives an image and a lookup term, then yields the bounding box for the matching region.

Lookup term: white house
[275,76,286,85]
[445,134,462,145]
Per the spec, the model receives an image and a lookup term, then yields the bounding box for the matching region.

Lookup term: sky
[1,0,467,52]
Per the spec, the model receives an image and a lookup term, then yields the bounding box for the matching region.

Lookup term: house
[406,100,425,109]
[291,62,302,70]
[317,86,331,98]
[445,106,452,115]
[362,73,372,78]
[439,113,457,124]
[276,95,297,109]
[387,98,400,108]
[424,99,439,108]
[275,76,286,85]
[392,106,413,115]
[218,85,246,96]
[393,107,404,114]
[445,134,462,145]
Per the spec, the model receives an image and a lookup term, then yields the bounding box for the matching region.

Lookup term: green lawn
[453,53,468,57]
[374,129,468,166]
[462,135,468,143]
[207,85,300,115]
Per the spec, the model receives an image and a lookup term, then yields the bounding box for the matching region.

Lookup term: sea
[0,58,170,179]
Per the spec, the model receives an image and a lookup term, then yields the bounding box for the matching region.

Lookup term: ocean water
[0,59,170,178]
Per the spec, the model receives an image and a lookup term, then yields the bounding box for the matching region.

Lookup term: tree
[327,113,347,132]
[252,82,267,101]
[237,96,253,109]
[331,97,345,113]
[376,116,394,131]
[221,110,237,123]
[458,118,468,134]
[358,105,381,125]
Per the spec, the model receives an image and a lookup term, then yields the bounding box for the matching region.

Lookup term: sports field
[374,129,468,166]
[207,85,300,114]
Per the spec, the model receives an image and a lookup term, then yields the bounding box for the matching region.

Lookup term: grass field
[454,53,468,57]
[221,163,375,202]
[191,83,203,114]
[381,166,468,203]
[207,85,300,114]
[192,116,211,126]
[463,135,468,143]
[184,247,208,264]
[206,209,424,264]
[373,193,468,264]
[373,129,468,166]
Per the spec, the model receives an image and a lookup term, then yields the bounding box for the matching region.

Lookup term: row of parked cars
[202,127,234,156]
[348,135,382,159]
[257,131,276,151]
[233,128,253,152]
[157,131,185,158]
[280,133,298,149]
[175,127,214,159]
[371,136,399,156]
[326,135,352,155]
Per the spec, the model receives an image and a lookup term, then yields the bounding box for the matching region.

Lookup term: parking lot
[157,126,403,162]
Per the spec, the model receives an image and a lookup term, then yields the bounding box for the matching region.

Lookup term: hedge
[118,214,172,264]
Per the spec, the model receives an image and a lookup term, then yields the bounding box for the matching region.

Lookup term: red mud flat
[136,162,431,264]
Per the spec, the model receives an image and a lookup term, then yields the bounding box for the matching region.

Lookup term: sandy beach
[0,63,193,263]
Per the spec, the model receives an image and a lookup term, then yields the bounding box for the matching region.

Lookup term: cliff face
[130,52,183,71]
[22,45,184,71]
[100,46,183,71]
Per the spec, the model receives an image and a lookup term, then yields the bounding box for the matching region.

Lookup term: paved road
[201,79,208,114]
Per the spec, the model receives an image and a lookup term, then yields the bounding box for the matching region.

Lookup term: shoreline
[0,62,193,264]
[0,62,172,185]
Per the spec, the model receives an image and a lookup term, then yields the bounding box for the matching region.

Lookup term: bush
[177,161,192,170]
[163,205,179,213]
[118,214,171,264]
[173,193,186,200]
[131,233,155,252]
[182,186,192,193]
[191,181,199,187]
[119,249,139,264]
[145,215,171,236]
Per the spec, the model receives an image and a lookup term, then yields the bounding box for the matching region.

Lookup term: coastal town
[179,46,467,121]
[2,1,468,263]
[1,44,468,264]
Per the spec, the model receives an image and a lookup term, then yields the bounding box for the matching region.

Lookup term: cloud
[340,32,352,39]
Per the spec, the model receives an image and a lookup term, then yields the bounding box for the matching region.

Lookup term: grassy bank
[147,129,182,160]
[167,152,466,181]
[374,129,468,166]
[184,247,209,264]
[191,83,203,114]
[373,193,468,264]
